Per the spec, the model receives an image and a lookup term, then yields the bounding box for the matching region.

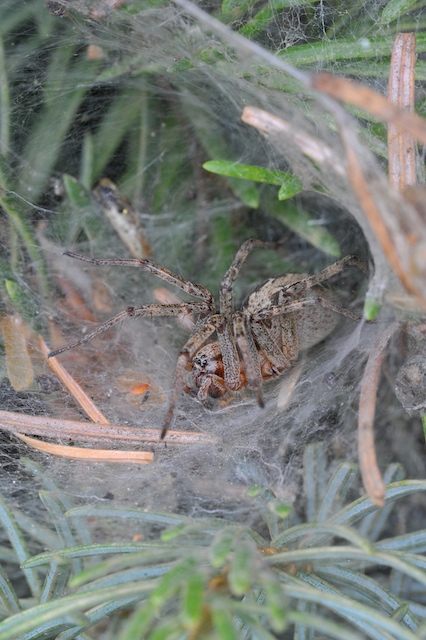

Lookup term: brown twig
[387,33,417,191]
[241,107,345,176]
[15,433,154,463]
[337,117,418,300]
[2,315,34,391]
[40,335,110,425]
[358,323,399,506]
[312,70,426,147]
[0,409,216,446]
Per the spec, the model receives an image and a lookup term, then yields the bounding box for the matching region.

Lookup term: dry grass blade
[388,34,417,192]
[313,71,426,147]
[358,322,399,506]
[241,107,345,176]
[332,101,426,309]
[40,335,110,425]
[0,409,216,446]
[14,433,154,463]
[1,315,34,391]
[338,118,415,293]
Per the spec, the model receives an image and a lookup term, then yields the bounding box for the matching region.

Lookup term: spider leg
[161,314,225,439]
[252,297,362,322]
[219,239,279,317]
[48,302,210,358]
[64,252,215,309]
[234,312,264,407]
[250,316,298,372]
[279,255,367,298]
[216,321,241,390]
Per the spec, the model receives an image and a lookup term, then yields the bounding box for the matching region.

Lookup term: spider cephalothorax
[48,239,367,438]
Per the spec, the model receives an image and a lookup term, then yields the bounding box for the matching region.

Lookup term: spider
[48,239,368,438]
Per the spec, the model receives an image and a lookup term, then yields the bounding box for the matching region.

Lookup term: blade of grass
[0,495,41,598]
[91,89,144,182]
[18,45,100,201]
[0,37,10,155]
[0,563,21,615]
[0,582,155,640]
[39,557,72,604]
[0,192,50,302]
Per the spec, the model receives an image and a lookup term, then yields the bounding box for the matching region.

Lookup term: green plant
[0,2,426,639]
[0,449,425,638]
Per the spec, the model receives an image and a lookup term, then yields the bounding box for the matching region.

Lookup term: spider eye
[194,356,208,369]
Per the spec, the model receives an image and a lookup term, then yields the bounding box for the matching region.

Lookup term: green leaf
[63,174,91,208]
[149,622,183,640]
[0,582,155,640]
[227,177,259,207]
[277,176,304,200]
[222,0,254,14]
[271,522,374,553]
[380,0,418,25]
[0,193,50,301]
[247,485,263,497]
[260,574,287,633]
[39,557,71,604]
[204,161,303,205]
[228,541,255,596]
[209,527,238,568]
[211,606,238,640]
[363,295,381,320]
[268,500,291,519]
[91,89,143,182]
[182,572,204,628]
[267,198,341,257]
[161,523,186,541]
[203,161,299,188]
[18,45,98,202]
[150,559,195,608]
[238,0,315,39]
[4,279,36,325]
[117,603,156,640]
[0,495,41,598]
[0,563,21,615]
[277,36,396,66]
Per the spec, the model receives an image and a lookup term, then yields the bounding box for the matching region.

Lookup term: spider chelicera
[48,239,367,438]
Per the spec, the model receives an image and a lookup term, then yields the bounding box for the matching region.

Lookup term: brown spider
[48,239,367,438]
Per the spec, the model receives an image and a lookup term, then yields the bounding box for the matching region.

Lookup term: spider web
[0,0,425,546]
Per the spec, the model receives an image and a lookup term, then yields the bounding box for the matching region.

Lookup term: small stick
[15,433,154,464]
[358,323,399,506]
[241,107,344,176]
[388,33,417,192]
[40,336,110,425]
[312,71,426,147]
[0,409,216,446]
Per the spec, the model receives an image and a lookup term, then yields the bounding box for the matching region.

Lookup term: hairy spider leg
[278,254,368,298]
[48,302,210,358]
[63,251,216,309]
[219,238,279,317]
[215,321,240,390]
[161,314,225,439]
[234,311,264,407]
[216,238,280,396]
[253,297,362,322]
